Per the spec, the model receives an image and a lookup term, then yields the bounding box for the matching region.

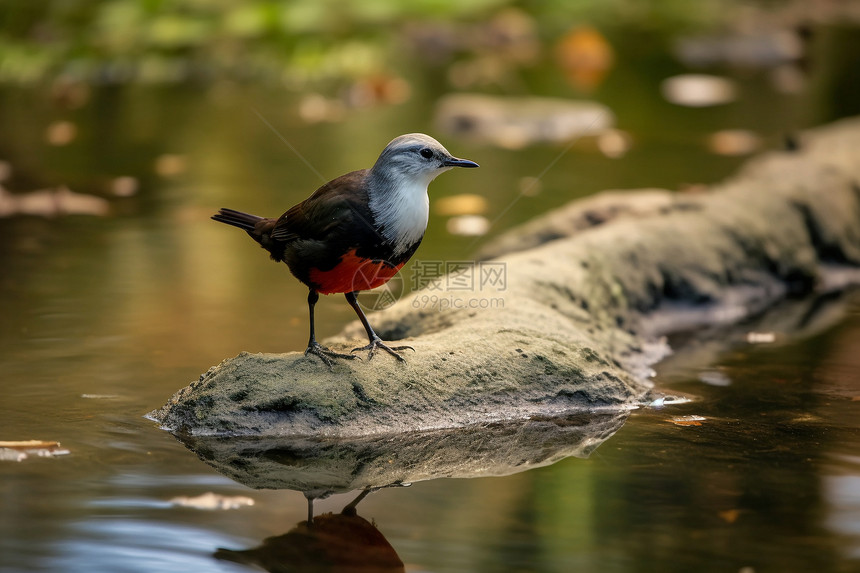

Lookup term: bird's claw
[351,337,415,361]
[305,342,359,368]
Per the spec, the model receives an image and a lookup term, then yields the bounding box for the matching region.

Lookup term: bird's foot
[305,342,358,368]
[351,337,415,361]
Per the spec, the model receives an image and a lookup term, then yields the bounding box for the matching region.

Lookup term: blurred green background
[3,0,859,359]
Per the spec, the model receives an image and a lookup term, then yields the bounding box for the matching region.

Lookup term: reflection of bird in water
[214,488,404,573]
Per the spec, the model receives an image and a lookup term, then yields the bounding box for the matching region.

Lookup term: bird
[212,133,478,366]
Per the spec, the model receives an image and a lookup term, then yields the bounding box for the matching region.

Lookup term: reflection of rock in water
[186,412,627,571]
[215,490,404,573]
[177,412,628,496]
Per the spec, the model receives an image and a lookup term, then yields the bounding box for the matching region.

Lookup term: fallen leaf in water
[718,509,741,523]
[0,440,61,449]
[155,154,187,177]
[0,440,71,461]
[170,492,255,510]
[666,415,706,426]
[746,331,776,344]
[434,194,488,216]
[46,120,77,146]
[556,26,614,91]
[699,370,732,387]
[446,215,490,236]
[661,74,737,107]
[597,129,632,158]
[708,130,762,156]
[110,176,139,197]
[649,395,693,407]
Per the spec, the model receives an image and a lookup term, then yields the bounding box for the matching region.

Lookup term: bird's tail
[211,208,263,231]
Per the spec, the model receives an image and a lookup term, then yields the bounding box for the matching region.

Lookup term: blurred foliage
[0,0,755,87]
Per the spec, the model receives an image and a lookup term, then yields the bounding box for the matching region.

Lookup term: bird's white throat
[368,169,444,257]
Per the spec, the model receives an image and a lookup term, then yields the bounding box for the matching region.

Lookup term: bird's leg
[340,488,373,517]
[345,291,414,361]
[305,494,315,526]
[304,289,356,367]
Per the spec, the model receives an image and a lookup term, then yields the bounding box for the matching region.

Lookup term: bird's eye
[419,148,433,159]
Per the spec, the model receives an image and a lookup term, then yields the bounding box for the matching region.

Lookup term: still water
[3,286,860,572]
[4,12,860,573]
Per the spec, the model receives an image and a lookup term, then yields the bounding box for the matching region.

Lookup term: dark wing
[271,169,386,277]
[270,170,371,243]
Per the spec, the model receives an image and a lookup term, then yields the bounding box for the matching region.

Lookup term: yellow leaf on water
[170,492,254,510]
[666,415,706,426]
[434,194,489,216]
[45,120,77,146]
[0,440,61,450]
[446,215,490,236]
[718,509,741,523]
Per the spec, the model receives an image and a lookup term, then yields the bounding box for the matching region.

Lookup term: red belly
[309,249,404,294]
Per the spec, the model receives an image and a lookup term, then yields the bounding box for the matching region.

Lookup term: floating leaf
[666,415,706,426]
[0,440,70,461]
[154,154,187,177]
[434,194,488,216]
[597,129,632,158]
[45,120,77,146]
[446,215,490,236]
[661,74,737,107]
[718,509,741,523]
[556,26,614,91]
[708,130,762,156]
[650,395,693,407]
[699,370,731,387]
[746,331,776,344]
[170,492,254,510]
[110,176,139,197]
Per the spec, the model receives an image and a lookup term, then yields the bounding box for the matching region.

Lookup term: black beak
[443,157,480,168]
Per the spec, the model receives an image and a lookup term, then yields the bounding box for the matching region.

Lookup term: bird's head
[367,133,477,253]
[370,133,478,187]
